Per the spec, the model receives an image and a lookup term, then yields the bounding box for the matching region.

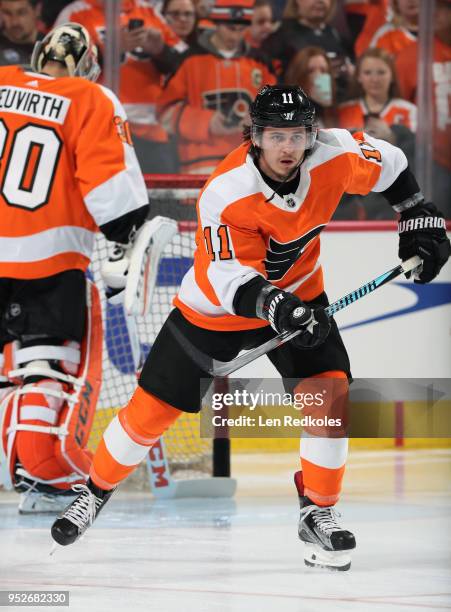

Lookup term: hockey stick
[169,255,422,377]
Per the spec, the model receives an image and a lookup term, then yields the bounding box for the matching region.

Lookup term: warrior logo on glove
[398,201,450,284]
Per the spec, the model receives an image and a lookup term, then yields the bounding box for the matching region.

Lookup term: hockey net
[88,175,227,485]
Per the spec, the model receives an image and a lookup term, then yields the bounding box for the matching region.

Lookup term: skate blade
[303,543,352,571]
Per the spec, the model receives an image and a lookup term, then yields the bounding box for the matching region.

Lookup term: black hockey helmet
[250,85,317,150]
[31,22,100,82]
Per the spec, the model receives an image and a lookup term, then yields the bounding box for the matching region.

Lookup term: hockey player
[51,85,450,570]
[0,23,151,513]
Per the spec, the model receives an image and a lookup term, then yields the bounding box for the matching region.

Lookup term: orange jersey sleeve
[338,100,365,131]
[370,24,417,57]
[0,65,147,279]
[351,0,390,57]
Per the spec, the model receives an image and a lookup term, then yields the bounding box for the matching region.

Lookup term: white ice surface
[1,450,450,612]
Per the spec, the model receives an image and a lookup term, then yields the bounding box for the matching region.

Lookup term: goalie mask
[250,85,318,151]
[31,22,101,82]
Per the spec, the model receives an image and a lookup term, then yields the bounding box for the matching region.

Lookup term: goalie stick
[169,255,422,377]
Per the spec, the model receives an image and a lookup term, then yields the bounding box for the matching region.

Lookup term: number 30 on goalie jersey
[0,64,148,280]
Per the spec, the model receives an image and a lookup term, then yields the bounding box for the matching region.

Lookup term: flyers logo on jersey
[203,90,253,125]
[264,225,325,281]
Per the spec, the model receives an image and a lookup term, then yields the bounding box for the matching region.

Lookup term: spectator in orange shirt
[339,48,416,137]
[158,0,276,174]
[55,0,186,173]
[395,0,451,217]
[244,0,274,49]
[369,0,418,58]
[344,0,389,57]
[284,46,338,128]
[338,47,417,220]
[162,0,198,46]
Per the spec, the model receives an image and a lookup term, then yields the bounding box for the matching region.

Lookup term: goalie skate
[51,479,114,546]
[18,490,77,515]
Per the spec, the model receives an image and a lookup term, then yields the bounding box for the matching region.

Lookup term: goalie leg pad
[1,281,103,491]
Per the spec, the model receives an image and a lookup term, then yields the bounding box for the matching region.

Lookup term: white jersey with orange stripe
[174,128,408,331]
[0,65,148,280]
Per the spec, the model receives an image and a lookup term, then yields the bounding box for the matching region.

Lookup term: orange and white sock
[297,370,349,506]
[90,386,181,490]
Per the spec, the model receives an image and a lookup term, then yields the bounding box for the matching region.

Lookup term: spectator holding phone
[284,46,337,127]
[158,0,275,174]
[55,0,186,173]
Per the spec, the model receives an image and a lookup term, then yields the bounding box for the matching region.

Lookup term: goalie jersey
[0,65,148,280]
[174,128,408,331]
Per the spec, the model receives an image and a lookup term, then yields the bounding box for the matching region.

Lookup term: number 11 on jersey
[203,225,233,261]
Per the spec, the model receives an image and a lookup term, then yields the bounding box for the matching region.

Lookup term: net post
[213,377,231,477]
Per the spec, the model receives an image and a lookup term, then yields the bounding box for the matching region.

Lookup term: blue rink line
[103,256,193,374]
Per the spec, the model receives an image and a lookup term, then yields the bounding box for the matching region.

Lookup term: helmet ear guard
[31,22,101,82]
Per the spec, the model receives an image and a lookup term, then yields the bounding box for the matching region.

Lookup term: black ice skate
[51,479,114,546]
[294,471,356,571]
